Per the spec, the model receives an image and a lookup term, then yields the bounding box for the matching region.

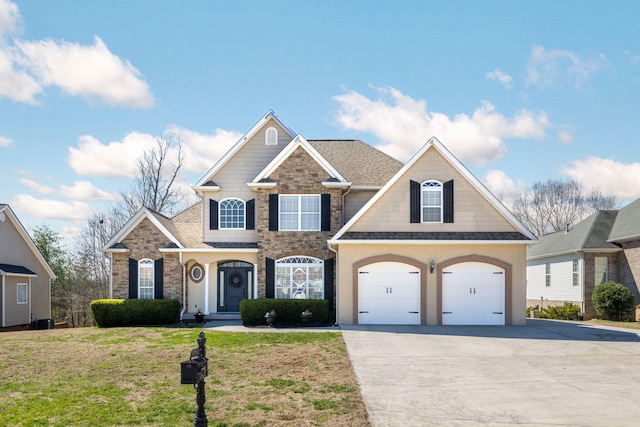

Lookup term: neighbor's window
[279,195,320,231]
[276,256,324,299]
[265,127,278,145]
[594,257,608,285]
[219,198,245,229]
[17,283,27,304]
[545,263,551,287]
[422,180,443,223]
[572,259,579,287]
[138,258,154,299]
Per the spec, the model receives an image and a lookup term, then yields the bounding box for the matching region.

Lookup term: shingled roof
[308,140,403,187]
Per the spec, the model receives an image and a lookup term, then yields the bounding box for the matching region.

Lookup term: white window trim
[279,194,321,231]
[545,263,551,287]
[275,256,324,300]
[265,127,278,145]
[572,259,579,287]
[17,283,27,304]
[421,180,443,223]
[138,258,155,300]
[219,197,246,230]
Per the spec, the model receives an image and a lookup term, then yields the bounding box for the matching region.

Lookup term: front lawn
[0,327,369,426]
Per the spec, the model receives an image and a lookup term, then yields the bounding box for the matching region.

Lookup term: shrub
[240,299,330,325]
[526,302,581,320]
[90,299,181,327]
[592,281,635,320]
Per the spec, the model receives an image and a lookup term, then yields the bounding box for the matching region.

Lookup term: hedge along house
[328,138,537,325]
[0,204,56,328]
[102,111,403,321]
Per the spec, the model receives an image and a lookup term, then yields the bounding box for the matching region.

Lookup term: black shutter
[154,258,164,299]
[410,180,421,223]
[209,199,218,230]
[246,199,255,230]
[268,194,279,231]
[324,258,334,304]
[321,193,331,231]
[443,180,454,223]
[128,258,138,299]
[265,257,275,298]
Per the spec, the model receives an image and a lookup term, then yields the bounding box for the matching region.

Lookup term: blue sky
[1,0,639,243]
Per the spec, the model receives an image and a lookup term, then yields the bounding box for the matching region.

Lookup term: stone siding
[110,217,183,302]
[255,147,340,305]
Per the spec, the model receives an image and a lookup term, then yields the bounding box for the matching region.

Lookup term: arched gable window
[219,198,245,229]
[275,256,324,299]
[138,258,154,299]
[422,180,443,223]
[265,127,278,145]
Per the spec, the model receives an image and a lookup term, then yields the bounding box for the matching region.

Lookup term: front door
[218,262,252,312]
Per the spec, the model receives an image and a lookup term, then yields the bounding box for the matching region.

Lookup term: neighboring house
[0,204,56,328]
[526,198,640,319]
[103,110,536,325]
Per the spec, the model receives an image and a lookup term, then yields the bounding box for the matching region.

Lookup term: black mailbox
[181,356,208,384]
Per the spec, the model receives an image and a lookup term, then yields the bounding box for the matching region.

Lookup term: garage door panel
[358,263,420,325]
[442,262,505,325]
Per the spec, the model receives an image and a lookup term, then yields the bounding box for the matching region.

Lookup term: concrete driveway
[340,319,640,426]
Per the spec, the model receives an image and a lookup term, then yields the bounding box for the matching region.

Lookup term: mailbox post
[181,331,208,427]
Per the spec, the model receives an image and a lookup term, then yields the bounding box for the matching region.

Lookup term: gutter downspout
[108,253,113,299]
[180,252,186,322]
[1,274,5,327]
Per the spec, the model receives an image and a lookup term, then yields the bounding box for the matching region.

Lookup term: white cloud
[68,126,241,178]
[561,157,640,201]
[0,0,20,36]
[67,132,157,177]
[483,169,525,207]
[15,36,154,108]
[486,68,513,89]
[525,45,609,89]
[9,194,92,221]
[164,125,242,173]
[557,127,574,144]
[19,177,120,201]
[0,134,12,146]
[0,47,43,104]
[333,86,549,165]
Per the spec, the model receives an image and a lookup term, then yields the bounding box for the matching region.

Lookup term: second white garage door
[358,262,421,325]
[442,262,505,325]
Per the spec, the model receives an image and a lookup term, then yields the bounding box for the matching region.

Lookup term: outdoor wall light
[430,260,435,274]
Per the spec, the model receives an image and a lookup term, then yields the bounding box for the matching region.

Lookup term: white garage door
[358,262,420,325]
[442,262,505,325]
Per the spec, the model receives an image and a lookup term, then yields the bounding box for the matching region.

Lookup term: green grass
[0,327,369,426]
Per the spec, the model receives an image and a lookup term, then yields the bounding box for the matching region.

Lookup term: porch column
[204,263,210,315]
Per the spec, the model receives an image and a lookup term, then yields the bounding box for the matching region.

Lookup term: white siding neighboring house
[527,201,640,319]
[0,204,56,328]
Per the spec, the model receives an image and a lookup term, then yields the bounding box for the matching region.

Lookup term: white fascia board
[194,110,296,188]
[101,208,183,251]
[0,271,37,278]
[2,205,56,279]
[322,181,351,189]
[251,135,348,185]
[329,239,535,246]
[349,185,383,191]
[247,182,277,191]
[608,234,640,244]
[159,248,259,253]
[192,185,220,193]
[101,248,131,254]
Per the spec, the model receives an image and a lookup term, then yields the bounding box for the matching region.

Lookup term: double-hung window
[17,283,27,304]
[279,195,320,231]
[219,198,245,229]
[422,180,443,223]
[572,259,579,287]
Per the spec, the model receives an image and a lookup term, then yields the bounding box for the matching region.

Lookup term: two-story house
[103,110,536,325]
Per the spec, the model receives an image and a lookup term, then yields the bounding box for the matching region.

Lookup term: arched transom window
[276,256,324,299]
[219,198,245,229]
[138,258,154,299]
[422,180,443,223]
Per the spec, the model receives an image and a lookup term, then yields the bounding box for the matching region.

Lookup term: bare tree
[512,179,618,237]
[120,135,188,217]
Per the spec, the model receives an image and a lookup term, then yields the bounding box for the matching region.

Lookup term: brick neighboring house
[1,204,56,328]
[103,110,536,325]
[526,198,640,319]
